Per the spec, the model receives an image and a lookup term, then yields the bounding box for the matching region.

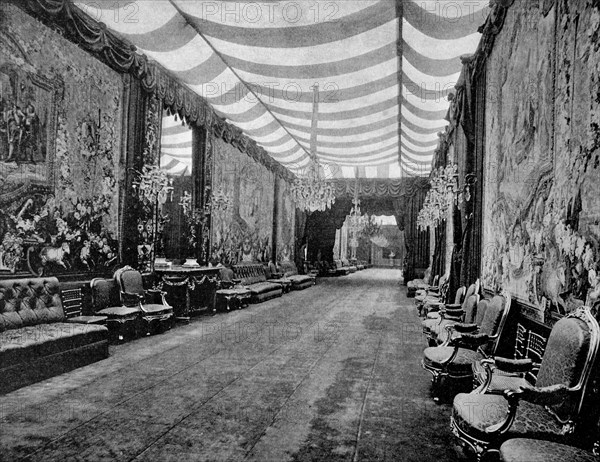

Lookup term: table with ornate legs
[154,266,221,321]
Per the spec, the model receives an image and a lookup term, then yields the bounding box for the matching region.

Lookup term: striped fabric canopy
[160,114,193,176]
[75,1,488,179]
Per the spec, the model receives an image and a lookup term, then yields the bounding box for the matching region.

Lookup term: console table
[154,266,221,321]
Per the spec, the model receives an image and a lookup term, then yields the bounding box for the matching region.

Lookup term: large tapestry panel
[482,0,600,314]
[0,5,123,276]
[276,177,295,263]
[210,137,275,264]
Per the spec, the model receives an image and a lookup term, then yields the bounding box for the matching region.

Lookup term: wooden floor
[0,269,466,462]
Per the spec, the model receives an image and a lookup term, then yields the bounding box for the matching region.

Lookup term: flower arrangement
[131,165,174,207]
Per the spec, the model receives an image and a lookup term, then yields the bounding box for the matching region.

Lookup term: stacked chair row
[416,279,600,461]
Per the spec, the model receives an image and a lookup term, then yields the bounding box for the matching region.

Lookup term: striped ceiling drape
[74,0,488,179]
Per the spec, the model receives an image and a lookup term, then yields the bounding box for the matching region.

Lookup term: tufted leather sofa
[0,277,109,394]
[232,263,283,303]
[278,261,315,290]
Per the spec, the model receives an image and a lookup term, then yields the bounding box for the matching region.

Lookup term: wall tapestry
[276,177,295,263]
[210,137,274,265]
[482,0,600,316]
[0,5,123,276]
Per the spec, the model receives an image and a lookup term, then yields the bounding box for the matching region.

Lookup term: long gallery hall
[1,1,600,461]
[0,270,465,461]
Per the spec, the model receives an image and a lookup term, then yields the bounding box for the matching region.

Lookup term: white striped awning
[74,0,488,178]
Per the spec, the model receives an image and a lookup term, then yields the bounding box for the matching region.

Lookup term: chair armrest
[451,332,490,349]
[453,323,479,333]
[485,384,572,435]
[441,307,464,321]
[146,288,169,306]
[270,272,283,279]
[513,383,572,406]
[494,357,533,374]
[473,357,534,394]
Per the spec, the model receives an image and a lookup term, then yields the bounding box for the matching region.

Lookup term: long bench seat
[232,263,283,303]
[278,261,315,290]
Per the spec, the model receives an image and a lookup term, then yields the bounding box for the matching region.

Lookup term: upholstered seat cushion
[423,346,483,375]
[286,275,313,285]
[500,438,596,462]
[141,303,173,315]
[97,306,140,318]
[0,322,108,368]
[267,278,292,289]
[66,315,108,325]
[453,393,565,443]
[247,282,282,295]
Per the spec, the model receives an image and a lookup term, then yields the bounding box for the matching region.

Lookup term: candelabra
[131,165,174,206]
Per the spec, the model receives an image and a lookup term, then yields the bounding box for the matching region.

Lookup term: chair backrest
[432,274,440,287]
[62,288,83,318]
[220,266,234,283]
[90,278,122,311]
[114,266,145,298]
[463,294,480,324]
[478,293,511,355]
[454,286,466,305]
[474,299,490,326]
[463,282,477,304]
[535,307,600,423]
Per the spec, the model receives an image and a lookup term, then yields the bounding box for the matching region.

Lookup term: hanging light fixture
[291,83,336,213]
[347,173,369,258]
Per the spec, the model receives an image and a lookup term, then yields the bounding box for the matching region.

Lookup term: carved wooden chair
[114,266,173,335]
[451,307,600,461]
[90,277,140,341]
[421,293,511,401]
[422,280,480,345]
[415,274,449,317]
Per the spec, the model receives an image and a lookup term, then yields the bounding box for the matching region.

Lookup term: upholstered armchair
[427,281,478,321]
[421,294,511,401]
[424,294,481,347]
[90,278,140,341]
[423,285,466,321]
[415,274,449,316]
[114,266,174,334]
[472,314,576,395]
[451,307,600,461]
[422,280,480,344]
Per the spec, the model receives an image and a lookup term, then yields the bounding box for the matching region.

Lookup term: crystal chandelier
[417,164,475,231]
[291,161,335,212]
[291,83,336,213]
